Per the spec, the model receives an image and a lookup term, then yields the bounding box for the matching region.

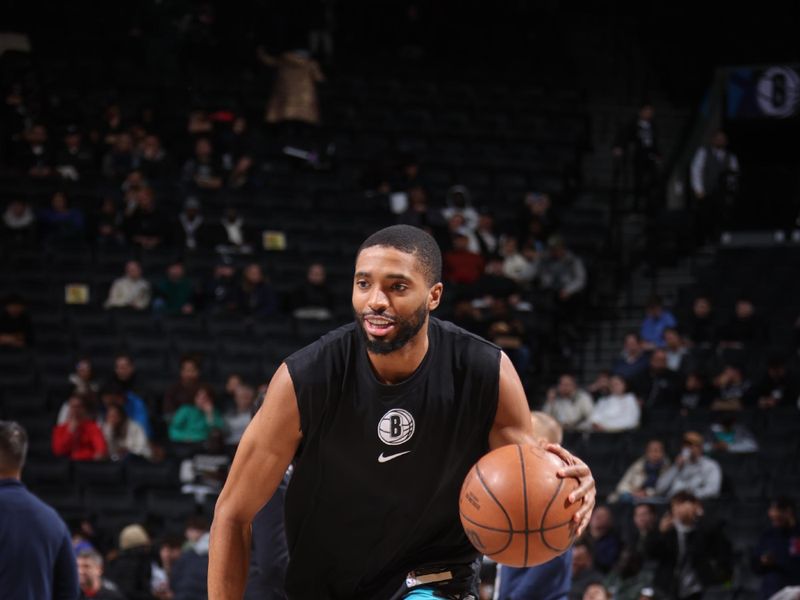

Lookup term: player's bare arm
[208,363,302,600]
[489,351,596,535]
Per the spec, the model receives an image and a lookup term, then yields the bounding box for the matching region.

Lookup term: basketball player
[209,225,596,599]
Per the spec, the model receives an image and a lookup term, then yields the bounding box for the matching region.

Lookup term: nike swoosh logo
[378,451,411,463]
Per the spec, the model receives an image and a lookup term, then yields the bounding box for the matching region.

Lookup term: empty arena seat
[125,460,180,492]
[73,461,125,488]
[145,489,197,520]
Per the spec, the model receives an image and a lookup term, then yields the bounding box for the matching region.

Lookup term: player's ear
[428,282,443,310]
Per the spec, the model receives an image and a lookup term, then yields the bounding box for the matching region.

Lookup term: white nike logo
[378,450,411,463]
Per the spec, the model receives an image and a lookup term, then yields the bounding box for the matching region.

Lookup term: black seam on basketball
[474,463,514,554]
[517,444,529,566]
[540,475,566,553]
[459,512,575,534]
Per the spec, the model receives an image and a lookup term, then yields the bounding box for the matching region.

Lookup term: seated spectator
[163,355,203,417]
[449,297,484,336]
[397,185,435,231]
[569,540,604,600]
[52,394,108,461]
[718,296,768,350]
[655,431,722,500]
[168,385,224,443]
[104,260,151,311]
[211,207,255,254]
[751,497,800,600]
[175,196,211,251]
[77,549,125,599]
[291,262,334,320]
[202,259,240,315]
[609,439,671,503]
[519,191,559,243]
[136,133,169,181]
[663,328,689,372]
[102,132,136,181]
[543,373,594,431]
[182,137,223,192]
[685,295,716,349]
[236,263,279,318]
[101,404,152,461]
[441,184,479,230]
[55,125,95,182]
[472,257,521,304]
[224,384,255,445]
[93,197,126,248]
[703,411,758,454]
[473,210,499,257]
[711,364,751,411]
[586,505,624,574]
[109,354,146,399]
[750,355,800,410]
[583,583,612,600]
[646,491,732,599]
[179,429,231,503]
[443,231,485,285]
[151,534,184,599]
[500,236,538,285]
[624,503,659,556]
[17,123,53,178]
[589,375,641,433]
[679,371,714,413]
[2,199,37,246]
[124,186,170,250]
[484,298,531,376]
[152,260,195,315]
[69,357,100,396]
[536,235,587,305]
[169,517,212,599]
[0,294,33,348]
[613,333,651,381]
[640,295,677,350]
[630,349,681,409]
[603,549,653,600]
[37,191,85,246]
[588,370,612,401]
[105,525,153,600]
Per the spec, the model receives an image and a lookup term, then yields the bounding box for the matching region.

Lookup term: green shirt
[168,405,224,443]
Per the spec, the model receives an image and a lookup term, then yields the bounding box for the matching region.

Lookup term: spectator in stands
[685,295,716,349]
[124,186,170,250]
[236,263,279,318]
[55,125,95,182]
[703,411,758,453]
[202,258,240,315]
[603,549,653,600]
[609,439,670,503]
[583,583,612,600]
[484,298,531,376]
[663,328,689,372]
[569,540,604,600]
[613,333,650,381]
[625,503,659,556]
[93,197,126,248]
[175,196,211,251]
[151,535,184,599]
[2,199,37,246]
[639,296,677,350]
[182,136,223,192]
[179,428,231,503]
[224,384,255,445]
[211,207,254,254]
[718,296,768,350]
[291,262,334,320]
[586,505,624,574]
[472,209,499,257]
[396,185,435,232]
[97,103,125,147]
[679,371,714,412]
[588,370,612,400]
[109,354,143,397]
[69,357,100,396]
[750,354,800,410]
[751,497,800,600]
[690,129,739,241]
[136,133,169,181]
[520,192,559,243]
[105,524,153,600]
[101,404,152,461]
[646,491,732,600]
[17,123,53,178]
[152,260,195,315]
[77,549,125,599]
[170,516,211,600]
[542,373,594,431]
[258,47,325,127]
[536,235,587,302]
[472,256,521,305]
[612,103,661,212]
[0,293,33,348]
[168,384,224,443]
[0,421,79,600]
[163,355,203,416]
[102,132,136,182]
[655,431,722,500]
[104,260,151,311]
[38,191,86,246]
[710,364,751,411]
[500,236,538,286]
[630,349,681,410]
[589,375,641,432]
[52,394,108,461]
[442,185,479,230]
[443,231,485,286]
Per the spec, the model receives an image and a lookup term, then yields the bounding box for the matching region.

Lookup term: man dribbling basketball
[209,225,596,599]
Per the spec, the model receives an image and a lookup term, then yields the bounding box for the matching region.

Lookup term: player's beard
[354,301,429,355]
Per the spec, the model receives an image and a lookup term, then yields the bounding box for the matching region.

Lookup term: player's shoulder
[431,317,501,367]
[431,317,500,351]
[284,321,357,373]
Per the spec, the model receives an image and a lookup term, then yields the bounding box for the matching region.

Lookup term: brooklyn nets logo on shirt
[377,408,415,445]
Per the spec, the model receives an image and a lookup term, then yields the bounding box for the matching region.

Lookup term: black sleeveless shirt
[283,317,501,599]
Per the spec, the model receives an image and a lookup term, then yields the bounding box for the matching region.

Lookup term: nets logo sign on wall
[727,65,800,119]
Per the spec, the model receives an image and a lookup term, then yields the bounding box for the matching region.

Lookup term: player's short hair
[358,225,442,286]
[0,421,28,473]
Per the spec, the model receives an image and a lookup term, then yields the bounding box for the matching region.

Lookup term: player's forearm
[208,514,253,600]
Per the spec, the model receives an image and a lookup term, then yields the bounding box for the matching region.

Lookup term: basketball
[459,443,582,567]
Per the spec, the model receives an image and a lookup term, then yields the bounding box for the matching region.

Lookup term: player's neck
[367,328,429,385]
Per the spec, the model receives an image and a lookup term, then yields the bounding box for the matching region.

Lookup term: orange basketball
[459,443,581,567]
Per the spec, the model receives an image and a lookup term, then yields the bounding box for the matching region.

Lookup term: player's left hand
[546,443,596,537]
